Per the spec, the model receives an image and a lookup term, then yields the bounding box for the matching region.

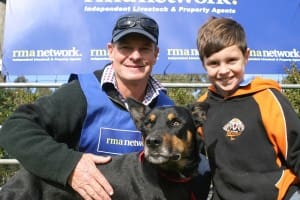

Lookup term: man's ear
[125,97,151,130]
[187,102,209,128]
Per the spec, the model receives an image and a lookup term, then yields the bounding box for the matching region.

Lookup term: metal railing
[0,81,300,165]
[1,82,300,88]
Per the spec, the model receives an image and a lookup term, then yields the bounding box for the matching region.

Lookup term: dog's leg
[0,167,42,200]
[0,167,80,200]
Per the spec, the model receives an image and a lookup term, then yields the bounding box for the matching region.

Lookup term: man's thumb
[92,155,112,164]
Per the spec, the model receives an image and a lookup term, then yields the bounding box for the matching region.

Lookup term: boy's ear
[125,97,151,130]
[187,102,209,128]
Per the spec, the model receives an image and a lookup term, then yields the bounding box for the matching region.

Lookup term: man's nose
[130,49,142,60]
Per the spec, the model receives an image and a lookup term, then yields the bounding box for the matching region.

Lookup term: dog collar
[158,171,193,183]
[138,151,145,162]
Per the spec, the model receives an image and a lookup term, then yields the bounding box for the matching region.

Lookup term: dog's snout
[145,135,162,148]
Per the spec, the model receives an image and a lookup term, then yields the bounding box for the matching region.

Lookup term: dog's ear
[126,97,151,130]
[187,102,209,128]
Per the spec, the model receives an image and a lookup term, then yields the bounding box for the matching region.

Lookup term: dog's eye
[168,119,181,127]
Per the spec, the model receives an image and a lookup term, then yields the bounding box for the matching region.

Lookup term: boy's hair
[196,17,248,63]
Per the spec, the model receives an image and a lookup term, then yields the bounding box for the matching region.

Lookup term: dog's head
[126,98,209,177]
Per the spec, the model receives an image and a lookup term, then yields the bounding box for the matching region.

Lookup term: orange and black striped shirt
[199,77,300,200]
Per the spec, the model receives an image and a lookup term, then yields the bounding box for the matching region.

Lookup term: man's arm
[0,81,85,185]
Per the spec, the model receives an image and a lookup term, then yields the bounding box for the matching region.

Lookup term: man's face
[203,45,249,97]
[108,33,159,84]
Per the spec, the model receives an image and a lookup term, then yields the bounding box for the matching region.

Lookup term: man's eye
[119,46,131,50]
[140,47,152,52]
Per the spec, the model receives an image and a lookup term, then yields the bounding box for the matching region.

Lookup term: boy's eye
[227,58,238,64]
[206,61,219,68]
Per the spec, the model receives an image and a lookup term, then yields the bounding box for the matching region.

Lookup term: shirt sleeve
[256,88,300,177]
[0,80,86,185]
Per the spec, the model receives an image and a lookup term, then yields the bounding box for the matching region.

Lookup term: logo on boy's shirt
[223,118,245,140]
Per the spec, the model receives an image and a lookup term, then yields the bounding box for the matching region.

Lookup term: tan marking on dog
[172,135,189,169]
[171,135,184,153]
[163,134,172,146]
[168,113,176,121]
[186,130,193,144]
[160,128,196,170]
[149,114,156,122]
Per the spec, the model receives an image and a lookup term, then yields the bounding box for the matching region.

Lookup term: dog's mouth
[146,152,182,164]
[170,154,181,161]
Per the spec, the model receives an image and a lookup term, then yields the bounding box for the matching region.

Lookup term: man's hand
[68,153,113,200]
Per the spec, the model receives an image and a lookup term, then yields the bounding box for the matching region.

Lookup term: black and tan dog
[0,98,210,200]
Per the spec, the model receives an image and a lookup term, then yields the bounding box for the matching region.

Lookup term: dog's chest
[98,153,192,200]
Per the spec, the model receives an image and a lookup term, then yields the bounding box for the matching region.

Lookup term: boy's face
[203,45,249,97]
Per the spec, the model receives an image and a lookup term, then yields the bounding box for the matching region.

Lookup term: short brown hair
[196,17,248,63]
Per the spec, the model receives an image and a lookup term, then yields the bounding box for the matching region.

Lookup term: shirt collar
[101,64,166,105]
[239,76,255,87]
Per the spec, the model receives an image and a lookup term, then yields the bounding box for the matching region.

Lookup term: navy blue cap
[112,12,159,44]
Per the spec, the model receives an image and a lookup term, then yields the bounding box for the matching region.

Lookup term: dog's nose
[145,136,162,148]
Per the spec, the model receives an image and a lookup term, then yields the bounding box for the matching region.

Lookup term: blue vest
[77,73,174,156]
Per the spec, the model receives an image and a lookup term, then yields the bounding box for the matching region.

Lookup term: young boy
[196,17,300,200]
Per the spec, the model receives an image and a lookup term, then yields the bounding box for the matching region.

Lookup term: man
[0,12,174,200]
